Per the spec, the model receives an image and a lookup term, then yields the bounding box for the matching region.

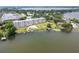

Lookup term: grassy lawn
[49,21,61,31]
[15,21,61,33]
[0,30,3,33]
[0,29,5,37]
[50,21,57,28]
[15,27,27,33]
[36,22,47,31]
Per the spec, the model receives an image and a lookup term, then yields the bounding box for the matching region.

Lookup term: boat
[1,37,7,41]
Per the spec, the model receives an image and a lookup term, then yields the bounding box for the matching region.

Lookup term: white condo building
[13,18,46,28]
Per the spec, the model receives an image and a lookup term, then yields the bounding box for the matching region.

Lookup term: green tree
[20,16,27,20]
[46,22,52,31]
[71,18,79,23]
[61,22,73,33]
[45,16,53,21]
[4,21,16,37]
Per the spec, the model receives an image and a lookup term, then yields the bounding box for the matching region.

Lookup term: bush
[20,17,27,20]
[61,22,73,33]
[71,18,79,23]
[47,23,52,28]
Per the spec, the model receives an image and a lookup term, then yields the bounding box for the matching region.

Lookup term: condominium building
[13,18,46,28]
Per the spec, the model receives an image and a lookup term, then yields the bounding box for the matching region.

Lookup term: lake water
[0,12,79,53]
[0,31,79,53]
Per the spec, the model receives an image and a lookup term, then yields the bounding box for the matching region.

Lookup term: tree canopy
[61,22,73,33]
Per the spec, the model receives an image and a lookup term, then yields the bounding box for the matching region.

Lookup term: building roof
[13,17,45,22]
[1,13,26,21]
[1,13,20,20]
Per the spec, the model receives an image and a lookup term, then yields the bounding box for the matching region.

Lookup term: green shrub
[61,22,73,33]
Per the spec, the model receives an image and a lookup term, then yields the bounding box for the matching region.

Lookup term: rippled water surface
[0,31,79,53]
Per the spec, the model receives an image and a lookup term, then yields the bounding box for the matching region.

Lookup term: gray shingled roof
[1,13,20,21]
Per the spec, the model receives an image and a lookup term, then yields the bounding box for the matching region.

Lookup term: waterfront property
[13,17,46,28]
[0,6,79,53]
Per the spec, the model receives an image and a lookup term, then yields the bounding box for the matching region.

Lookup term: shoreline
[15,27,79,34]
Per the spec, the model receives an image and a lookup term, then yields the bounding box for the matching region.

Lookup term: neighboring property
[0,13,26,22]
[13,17,46,28]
